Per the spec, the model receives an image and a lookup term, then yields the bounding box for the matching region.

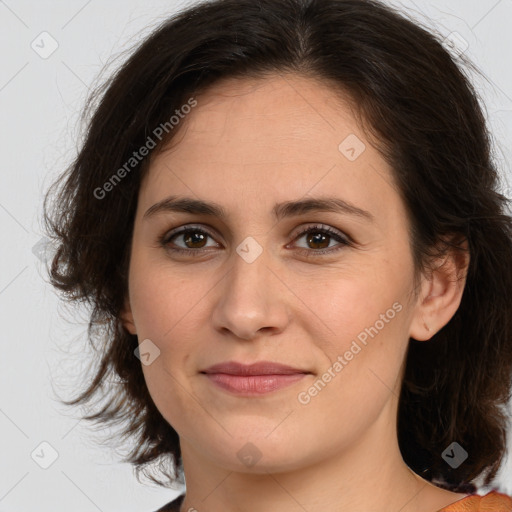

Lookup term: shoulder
[154,492,185,512]
[438,490,512,511]
[150,491,512,512]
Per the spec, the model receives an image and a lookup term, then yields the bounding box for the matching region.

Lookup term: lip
[201,360,310,375]
[200,361,311,396]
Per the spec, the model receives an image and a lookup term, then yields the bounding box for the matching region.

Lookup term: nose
[211,243,291,341]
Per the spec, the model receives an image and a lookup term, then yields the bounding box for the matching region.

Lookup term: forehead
[139,73,399,225]
[166,73,360,149]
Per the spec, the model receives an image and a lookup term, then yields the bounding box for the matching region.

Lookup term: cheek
[297,269,406,351]
[297,266,411,413]
[129,254,202,338]
[128,258,211,415]
[295,298,408,437]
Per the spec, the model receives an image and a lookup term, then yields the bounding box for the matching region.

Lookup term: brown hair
[43,0,512,493]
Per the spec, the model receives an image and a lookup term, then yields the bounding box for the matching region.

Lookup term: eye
[290,224,351,257]
[159,225,219,256]
[158,223,351,257]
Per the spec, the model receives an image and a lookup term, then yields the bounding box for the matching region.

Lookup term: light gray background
[0,1,511,510]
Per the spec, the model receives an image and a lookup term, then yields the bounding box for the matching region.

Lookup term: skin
[121,74,470,512]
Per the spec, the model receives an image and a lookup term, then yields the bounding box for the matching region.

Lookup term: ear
[120,296,137,335]
[409,237,470,341]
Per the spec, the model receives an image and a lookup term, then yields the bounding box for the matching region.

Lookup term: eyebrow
[143,195,374,223]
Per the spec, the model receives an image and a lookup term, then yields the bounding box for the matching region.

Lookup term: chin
[196,431,312,472]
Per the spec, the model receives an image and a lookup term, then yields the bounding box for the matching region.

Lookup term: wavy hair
[43,0,512,492]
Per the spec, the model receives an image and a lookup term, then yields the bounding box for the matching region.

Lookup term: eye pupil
[164,225,345,256]
[185,231,207,248]
[307,232,329,249]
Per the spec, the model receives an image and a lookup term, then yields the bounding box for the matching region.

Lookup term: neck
[178,404,444,512]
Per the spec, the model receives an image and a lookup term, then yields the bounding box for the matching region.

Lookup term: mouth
[200,360,312,396]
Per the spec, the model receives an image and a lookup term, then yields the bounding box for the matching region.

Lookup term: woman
[43,0,512,510]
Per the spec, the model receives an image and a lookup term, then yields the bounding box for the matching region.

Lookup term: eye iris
[175,229,336,251]
[184,231,207,248]
[307,231,329,249]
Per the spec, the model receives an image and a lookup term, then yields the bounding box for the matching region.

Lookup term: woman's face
[122,74,427,473]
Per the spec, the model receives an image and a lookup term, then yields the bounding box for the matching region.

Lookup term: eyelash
[158,223,352,258]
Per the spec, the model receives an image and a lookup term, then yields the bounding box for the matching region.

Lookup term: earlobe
[409,238,470,342]
[409,273,438,341]
[120,297,137,335]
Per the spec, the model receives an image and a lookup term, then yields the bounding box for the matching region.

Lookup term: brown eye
[159,223,350,258]
[161,226,219,255]
[178,230,208,249]
[292,224,350,256]
[304,231,331,250]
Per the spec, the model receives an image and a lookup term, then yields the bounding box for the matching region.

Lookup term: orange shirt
[438,491,512,511]
[155,490,512,511]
